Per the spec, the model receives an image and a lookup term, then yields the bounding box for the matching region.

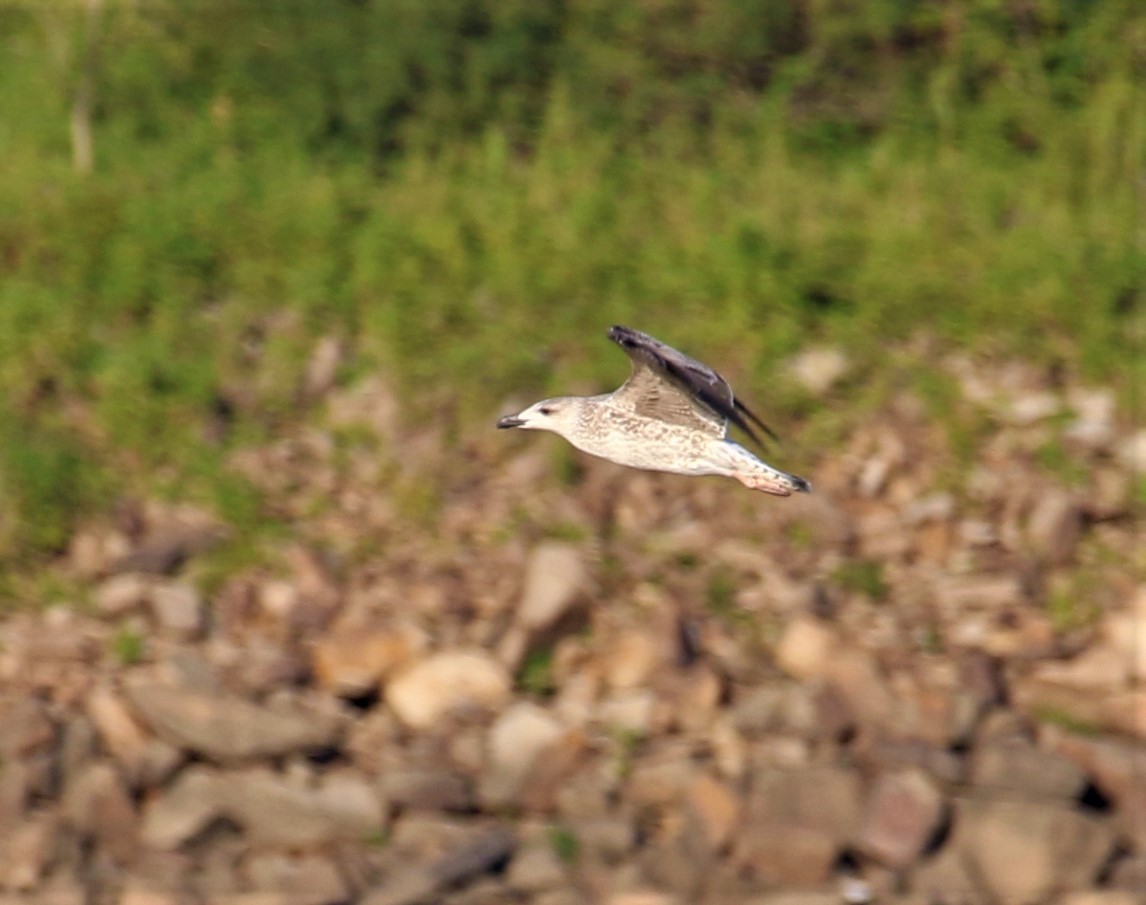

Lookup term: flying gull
[497,325,811,496]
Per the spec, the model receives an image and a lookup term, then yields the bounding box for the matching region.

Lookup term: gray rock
[364,826,517,905]
[124,676,340,762]
[516,543,587,633]
[481,702,565,807]
[431,825,517,887]
[0,810,57,891]
[970,740,1087,801]
[505,838,568,893]
[956,798,1116,903]
[140,765,224,849]
[62,761,138,863]
[911,845,984,903]
[1049,731,1146,847]
[498,543,588,669]
[735,765,862,886]
[87,686,182,788]
[1026,490,1083,564]
[94,573,151,616]
[0,698,55,759]
[570,817,635,864]
[221,768,385,847]
[858,769,945,868]
[148,582,204,639]
[244,851,350,905]
[789,347,849,395]
[0,760,31,832]
[379,768,475,814]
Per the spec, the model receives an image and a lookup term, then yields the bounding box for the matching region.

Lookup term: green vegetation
[517,646,557,697]
[0,1,1141,568]
[547,825,581,864]
[110,627,145,665]
[833,558,889,600]
[1032,705,1102,737]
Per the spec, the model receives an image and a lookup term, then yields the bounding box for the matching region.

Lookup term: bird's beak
[497,415,526,429]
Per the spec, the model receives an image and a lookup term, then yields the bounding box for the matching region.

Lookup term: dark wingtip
[608,325,634,345]
[792,475,812,494]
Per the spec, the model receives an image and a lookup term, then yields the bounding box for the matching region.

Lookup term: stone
[140,765,224,849]
[603,631,661,690]
[0,811,57,891]
[118,888,184,905]
[244,851,349,905]
[517,727,590,812]
[607,894,680,905]
[774,618,838,678]
[364,826,517,905]
[826,649,897,731]
[596,690,656,735]
[858,769,945,868]
[911,845,983,903]
[379,768,475,814]
[506,838,567,893]
[970,740,1087,801]
[1059,894,1141,905]
[684,774,740,854]
[788,347,849,395]
[62,761,138,863]
[627,748,693,809]
[736,766,862,886]
[483,703,565,805]
[1117,428,1146,471]
[1103,587,1146,680]
[1027,490,1083,564]
[95,573,151,616]
[0,760,30,830]
[148,582,204,639]
[124,677,340,762]
[304,335,345,399]
[312,628,420,698]
[219,769,385,846]
[0,698,55,759]
[1048,731,1146,846]
[517,543,588,631]
[568,816,634,863]
[957,798,1116,903]
[87,686,182,787]
[499,543,588,668]
[1010,391,1060,424]
[385,650,511,730]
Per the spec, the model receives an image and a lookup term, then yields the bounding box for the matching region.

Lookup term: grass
[0,2,1141,573]
[547,825,580,864]
[517,647,557,697]
[110,628,145,665]
[832,559,890,601]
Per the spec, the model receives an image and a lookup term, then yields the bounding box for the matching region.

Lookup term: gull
[497,325,811,496]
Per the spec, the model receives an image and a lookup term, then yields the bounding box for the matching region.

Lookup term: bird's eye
[539,407,553,416]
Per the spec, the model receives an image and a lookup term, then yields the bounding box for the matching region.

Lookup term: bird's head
[497,397,582,438]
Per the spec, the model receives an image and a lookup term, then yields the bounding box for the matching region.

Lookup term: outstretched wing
[607,325,779,446]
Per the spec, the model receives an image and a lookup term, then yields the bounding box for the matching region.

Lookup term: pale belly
[568,410,729,476]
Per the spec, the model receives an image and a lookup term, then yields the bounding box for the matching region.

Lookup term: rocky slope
[0,351,1142,905]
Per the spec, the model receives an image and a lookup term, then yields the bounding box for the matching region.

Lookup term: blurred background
[0,2,1144,903]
